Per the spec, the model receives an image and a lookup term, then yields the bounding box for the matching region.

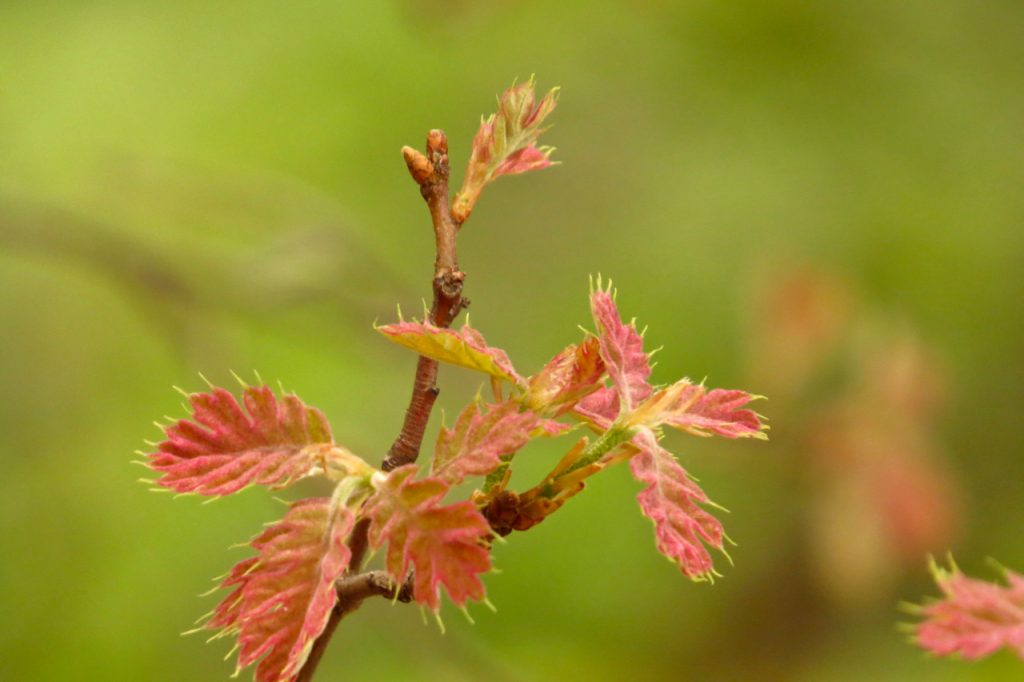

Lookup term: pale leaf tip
[898,600,924,615]
[433,609,447,635]
[228,369,249,389]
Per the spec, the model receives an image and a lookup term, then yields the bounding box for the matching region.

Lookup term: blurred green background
[2,1,1022,680]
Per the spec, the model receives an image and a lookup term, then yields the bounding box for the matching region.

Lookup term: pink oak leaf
[630,430,727,581]
[363,466,492,610]
[432,400,539,485]
[495,145,554,176]
[588,287,653,413]
[206,498,355,682]
[914,559,1024,661]
[574,386,620,430]
[525,336,606,416]
[148,385,336,496]
[377,320,522,385]
[452,77,559,223]
[536,419,574,437]
[667,387,766,439]
[626,381,766,439]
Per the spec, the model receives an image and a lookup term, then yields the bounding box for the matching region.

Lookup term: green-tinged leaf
[452,77,559,223]
[625,380,767,439]
[525,336,606,415]
[377,320,522,384]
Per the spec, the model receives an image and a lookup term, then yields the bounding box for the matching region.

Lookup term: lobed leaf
[206,498,355,682]
[630,430,727,581]
[625,380,767,439]
[452,77,559,223]
[573,386,620,430]
[148,385,339,496]
[914,558,1024,661]
[363,466,491,611]
[525,336,606,415]
[377,320,522,384]
[433,400,539,485]
[667,387,766,439]
[589,286,653,414]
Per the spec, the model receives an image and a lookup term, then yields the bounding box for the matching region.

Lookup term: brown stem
[296,129,466,682]
[383,129,466,471]
[295,571,413,682]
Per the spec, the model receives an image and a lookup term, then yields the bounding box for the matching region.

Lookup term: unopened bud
[402,145,433,185]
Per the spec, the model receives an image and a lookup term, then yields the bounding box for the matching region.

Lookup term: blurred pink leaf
[377,320,522,385]
[148,384,338,496]
[364,466,491,610]
[452,77,558,223]
[433,400,539,485]
[206,498,355,682]
[914,559,1024,661]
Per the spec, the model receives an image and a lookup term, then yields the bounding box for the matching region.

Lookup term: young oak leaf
[576,286,766,440]
[433,400,539,485]
[205,498,355,682]
[452,76,559,224]
[581,285,654,421]
[912,558,1024,661]
[667,387,766,439]
[363,466,491,611]
[148,384,347,496]
[630,430,727,582]
[524,336,606,416]
[377,320,522,385]
[573,386,620,430]
[624,380,767,440]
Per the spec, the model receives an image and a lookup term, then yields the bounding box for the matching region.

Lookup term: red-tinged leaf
[495,145,554,176]
[630,430,726,581]
[574,386,620,430]
[364,466,491,610]
[452,77,559,223]
[590,287,653,413]
[525,336,606,415]
[536,419,573,437]
[148,385,338,496]
[625,380,767,439]
[667,388,766,439]
[377,320,522,385]
[913,559,1024,661]
[206,498,355,682]
[433,400,539,485]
